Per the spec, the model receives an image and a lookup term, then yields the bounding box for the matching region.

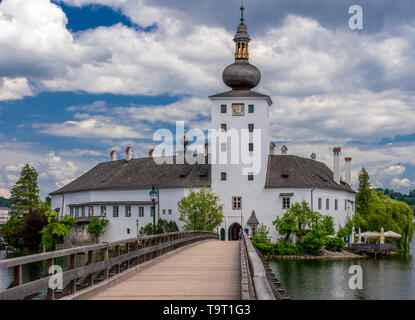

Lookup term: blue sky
[1,0,415,199]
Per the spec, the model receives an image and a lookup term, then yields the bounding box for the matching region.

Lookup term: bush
[254,242,276,256]
[274,239,299,256]
[252,223,270,246]
[325,237,346,252]
[296,230,325,255]
[87,218,109,237]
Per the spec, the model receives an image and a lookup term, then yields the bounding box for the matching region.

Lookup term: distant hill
[0,197,12,208]
[376,188,415,215]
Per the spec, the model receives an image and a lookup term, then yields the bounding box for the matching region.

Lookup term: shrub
[296,230,325,255]
[274,239,299,256]
[87,218,109,237]
[252,223,270,246]
[325,236,346,252]
[254,243,276,256]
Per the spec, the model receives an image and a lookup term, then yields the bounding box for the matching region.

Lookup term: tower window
[248,174,254,181]
[221,105,227,114]
[127,228,130,235]
[318,198,322,210]
[248,124,254,132]
[232,196,242,210]
[335,199,338,211]
[168,209,172,215]
[221,172,227,181]
[248,105,254,113]
[326,199,330,210]
[221,124,227,131]
[249,143,254,152]
[163,209,166,215]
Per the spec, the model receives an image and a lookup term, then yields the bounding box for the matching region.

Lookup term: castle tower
[209,4,273,240]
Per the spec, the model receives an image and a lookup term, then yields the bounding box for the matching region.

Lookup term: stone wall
[65,223,98,246]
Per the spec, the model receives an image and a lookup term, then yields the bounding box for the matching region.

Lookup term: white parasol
[383,231,402,238]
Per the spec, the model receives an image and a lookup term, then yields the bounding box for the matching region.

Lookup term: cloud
[59,148,105,157]
[0,77,33,100]
[391,177,413,189]
[382,165,406,176]
[66,100,108,112]
[36,118,145,139]
[0,188,11,198]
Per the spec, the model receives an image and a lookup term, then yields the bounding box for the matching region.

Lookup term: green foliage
[255,243,276,256]
[272,209,296,240]
[139,219,180,236]
[87,218,109,237]
[178,188,224,231]
[0,196,12,208]
[321,216,335,236]
[274,239,299,256]
[0,216,24,248]
[325,237,346,252]
[41,211,77,251]
[296,229,326,255]
[356,167,372,218]
[252,224,270,246]
[10,164,40,218]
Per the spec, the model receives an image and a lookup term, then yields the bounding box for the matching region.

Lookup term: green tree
[41,211,77,251]
[0,216,24,248]
[10,164,40,218]
[139,219,179,236]
[178,188,224,231]
[321,216,335,236]
[87,217,109,237]
[356,167,372,217]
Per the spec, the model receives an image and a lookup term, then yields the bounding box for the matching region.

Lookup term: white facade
[0,206,10,225]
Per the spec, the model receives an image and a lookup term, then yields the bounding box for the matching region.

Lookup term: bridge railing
[240,233,287,300]
[0,231,218,300]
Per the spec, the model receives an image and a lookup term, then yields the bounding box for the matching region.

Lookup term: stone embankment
[266,249,366,260]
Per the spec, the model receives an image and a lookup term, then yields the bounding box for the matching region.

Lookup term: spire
[240,1,245,23]
[222,2,261,90]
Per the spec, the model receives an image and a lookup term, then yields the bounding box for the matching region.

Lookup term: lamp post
[193,205,197,231]
[149,185,158,235]
[136,219,139,237]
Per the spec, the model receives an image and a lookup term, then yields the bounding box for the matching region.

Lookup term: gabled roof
[247,210,259,225]
[265,155,355,193]
[50,156,211,195]
[209,90,272,105]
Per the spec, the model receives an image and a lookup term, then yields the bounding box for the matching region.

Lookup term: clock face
[232,103,245,116]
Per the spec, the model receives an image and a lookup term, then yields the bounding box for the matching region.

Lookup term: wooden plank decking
[85,240,241,300]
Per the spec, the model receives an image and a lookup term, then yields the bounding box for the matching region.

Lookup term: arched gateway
[228,222,242,241]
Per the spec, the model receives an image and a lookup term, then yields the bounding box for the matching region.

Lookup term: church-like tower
[209,4,273,241]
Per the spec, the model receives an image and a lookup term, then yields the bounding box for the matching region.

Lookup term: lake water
[268,237,415,300]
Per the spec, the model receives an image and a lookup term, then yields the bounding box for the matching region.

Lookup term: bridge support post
[115,245,121,274]
[87,250,94,286]
[46,258,55,300]
[103,248,109,279]
[12,265,22,288]
[69,254,77,293]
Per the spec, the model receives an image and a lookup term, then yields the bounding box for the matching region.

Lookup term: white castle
[50,7,355,242]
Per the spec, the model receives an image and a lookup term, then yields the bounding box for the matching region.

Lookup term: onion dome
[222,4,261,90]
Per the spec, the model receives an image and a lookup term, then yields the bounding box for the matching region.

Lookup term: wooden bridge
[348,243,396,256]
[0,231,286,300]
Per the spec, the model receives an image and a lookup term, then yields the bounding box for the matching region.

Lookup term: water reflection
[269,238,415,300]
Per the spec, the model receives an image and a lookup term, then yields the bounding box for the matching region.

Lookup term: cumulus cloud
[0,77,33,100]
[391,177,413,189]
[36,118,145,139]
[0,188,10,198]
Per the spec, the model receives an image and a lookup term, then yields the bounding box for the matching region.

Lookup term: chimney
[149,149,154,158]
[281,145,288,155]
[270,142,276,155]
[125,146,134,162]
[345,157,352,185]
[110,150,117,161]
[311,153,316,160]
[333,147,341,184]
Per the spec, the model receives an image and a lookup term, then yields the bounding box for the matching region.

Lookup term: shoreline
[266,249,367,260]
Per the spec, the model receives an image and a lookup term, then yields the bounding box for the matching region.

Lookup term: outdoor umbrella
[383,231,402,238]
